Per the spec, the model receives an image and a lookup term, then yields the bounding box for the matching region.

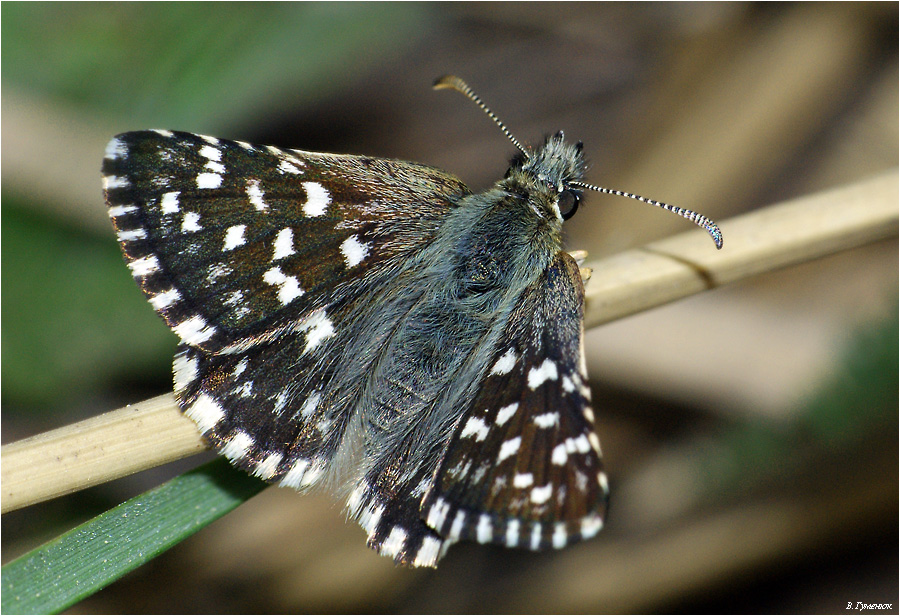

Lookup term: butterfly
[103,75,722,567]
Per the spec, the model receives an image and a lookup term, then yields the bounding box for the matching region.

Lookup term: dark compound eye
[558,189,579,220]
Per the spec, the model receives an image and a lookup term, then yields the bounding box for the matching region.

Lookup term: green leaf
[1,459,266,614]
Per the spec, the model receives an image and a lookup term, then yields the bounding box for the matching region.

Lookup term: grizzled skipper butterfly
[103,76,722,567]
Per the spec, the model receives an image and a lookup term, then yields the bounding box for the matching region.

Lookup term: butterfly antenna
[570,181,724,249]
[434,75,529,158]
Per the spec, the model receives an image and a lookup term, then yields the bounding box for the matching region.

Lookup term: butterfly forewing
[423,251,608,550]
[103,130,469,354]
[103,129,476,509]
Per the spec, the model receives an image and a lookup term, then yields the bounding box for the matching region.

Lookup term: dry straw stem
[2,170,896,514]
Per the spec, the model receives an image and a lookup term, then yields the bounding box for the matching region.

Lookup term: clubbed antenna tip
[570,181,723,249]
[434,75,528,157]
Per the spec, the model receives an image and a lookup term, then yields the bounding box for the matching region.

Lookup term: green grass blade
[1,458,266,614]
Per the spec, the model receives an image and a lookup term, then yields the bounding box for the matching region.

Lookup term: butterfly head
[508,131,586,221]
[435,75,724,249]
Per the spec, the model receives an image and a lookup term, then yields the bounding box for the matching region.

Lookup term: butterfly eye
[558,189,579,220]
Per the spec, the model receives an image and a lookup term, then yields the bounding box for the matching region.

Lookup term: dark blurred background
[2,2,897,613]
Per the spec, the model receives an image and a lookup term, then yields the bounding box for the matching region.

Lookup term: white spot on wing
[497,436,521,463]
[234,380,253,398]
[160,191,181,214]
[298,392,321,418]
[581,515,603,539]
[196,172,222,189]
[128,255,160,277]
[173,315,217,345]
[476,514,492,543]
[263,266,304,305]
[584,406,595,423]
[299,462,323,488]
[199,145,222,161]
[505,519,520,547]
[105,138,127,160]
[358,502,383,536]
[527,359,558,389]
[172,351,198,394]
[223,225,246,251]
[495,402,518,426]
[272,228,295,260]
[461,416,489,441]
[302,312,335,353]
[411,476,433,498]
[449,510,466,541]
[531,484,552,505]
[551,442,568,466]
[426,497,450,530]
[533,411,560,429]
[109,205,137,217]
[340,234,370,268]
[279,160,303,174]
[233,359,248,378]
[207,263,230,281]
[272,390,289,415]
[149,288,181,310]
[414,536,442,568]
[552,523,568,549]
[246,179,268,211]
[530,522,543,550]
[588,432,602,454]
[185,393,225,433]
[346,485,367,517]
[513,473,533,488]
[253,452,283,480]
[380,526,408,558]
[205,160,226,174]
[302,181,330,217]
[490,348,516,375]
[117,228,146,242]
[574,434,591,453]
[104,175,131,190]
[278,458,311,489]
[182,211,202,232]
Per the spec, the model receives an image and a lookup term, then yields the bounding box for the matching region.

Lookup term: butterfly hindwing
[422,250,608,552]
[103,130,469,355]
[342,251,607,568]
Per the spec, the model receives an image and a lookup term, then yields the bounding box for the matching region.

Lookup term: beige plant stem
[1,170,896,514]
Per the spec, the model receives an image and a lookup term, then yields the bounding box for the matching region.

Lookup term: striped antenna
[434,75,529,158]
[434,76,722,250]
[570,181,723,249]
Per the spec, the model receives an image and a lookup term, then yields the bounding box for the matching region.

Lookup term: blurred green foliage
[699,309,899,498]
[2,2,431,130]
[2,2,433,412]
[1,201,176,409]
